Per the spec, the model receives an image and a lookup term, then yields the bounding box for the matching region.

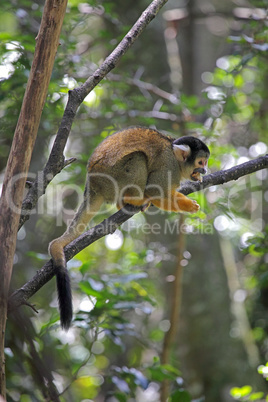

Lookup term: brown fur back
[88,127,173,172]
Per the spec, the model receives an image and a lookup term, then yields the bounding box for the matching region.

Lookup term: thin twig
[108,73,180,104]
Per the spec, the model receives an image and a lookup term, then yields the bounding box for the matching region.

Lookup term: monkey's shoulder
[88,126,174,171]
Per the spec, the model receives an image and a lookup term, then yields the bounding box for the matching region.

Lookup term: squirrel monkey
[49,126,210,329]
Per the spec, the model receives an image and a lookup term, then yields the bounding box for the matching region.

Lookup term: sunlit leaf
[230,387,243,398]
[249,392,264,400]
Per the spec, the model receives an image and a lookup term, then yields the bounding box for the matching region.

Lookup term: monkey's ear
[173,144,191,162]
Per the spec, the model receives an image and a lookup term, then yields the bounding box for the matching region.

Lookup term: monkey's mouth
[190,168,206,182]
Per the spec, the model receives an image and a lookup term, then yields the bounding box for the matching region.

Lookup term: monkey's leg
[150,190,200,213]
[49,193,104,266]
[115,152,149,209]
[121,193,151,208]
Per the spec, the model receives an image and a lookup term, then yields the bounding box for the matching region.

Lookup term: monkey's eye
[198,161,203,165]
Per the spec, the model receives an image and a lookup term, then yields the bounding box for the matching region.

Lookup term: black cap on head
[173,136,210,164]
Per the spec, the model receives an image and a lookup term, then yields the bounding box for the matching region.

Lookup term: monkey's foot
[173,193,200,213]
[186,199,200,213]
[149,192,200,213]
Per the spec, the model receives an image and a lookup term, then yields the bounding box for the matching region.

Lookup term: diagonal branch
[9,205,140,313]
[9,154,268,313]
[18,0,169,230]
[179,154,268,195]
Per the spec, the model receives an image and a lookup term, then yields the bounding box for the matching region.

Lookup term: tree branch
[18,0,169,230]
[179,154,268,195]
[9,204,140,312]
[78,108,183,123]
[108,73,180,104]
[9,155,268,313]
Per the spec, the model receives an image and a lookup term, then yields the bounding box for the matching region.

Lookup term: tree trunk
[0,0,67,397]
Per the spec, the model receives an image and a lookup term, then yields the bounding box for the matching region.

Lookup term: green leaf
[170,389,191,402]
[148,363,180,382]
[249,392,264,400]
[230,387,244,399]
[79,281,102,298]
[240,385,252,397]
[113,392,128,402]
[230,386,252,399]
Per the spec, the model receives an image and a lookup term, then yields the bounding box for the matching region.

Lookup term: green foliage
[78,271,153,327]
[242,227,268,344]
[107,359,191,401]
[229,227,268,400]
[230,362,268,401]
[230,385,264,401]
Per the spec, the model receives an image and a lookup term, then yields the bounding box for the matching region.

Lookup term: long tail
[55,264,73,330]
[49,239,73,330]
[49,191,104,330]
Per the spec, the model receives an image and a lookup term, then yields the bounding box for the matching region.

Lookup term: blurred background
[1,0,268,401]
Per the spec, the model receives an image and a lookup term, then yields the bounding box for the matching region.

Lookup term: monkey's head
[172,136,210,182]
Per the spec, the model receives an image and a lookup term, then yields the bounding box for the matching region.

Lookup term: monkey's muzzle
[190,168,207,182]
